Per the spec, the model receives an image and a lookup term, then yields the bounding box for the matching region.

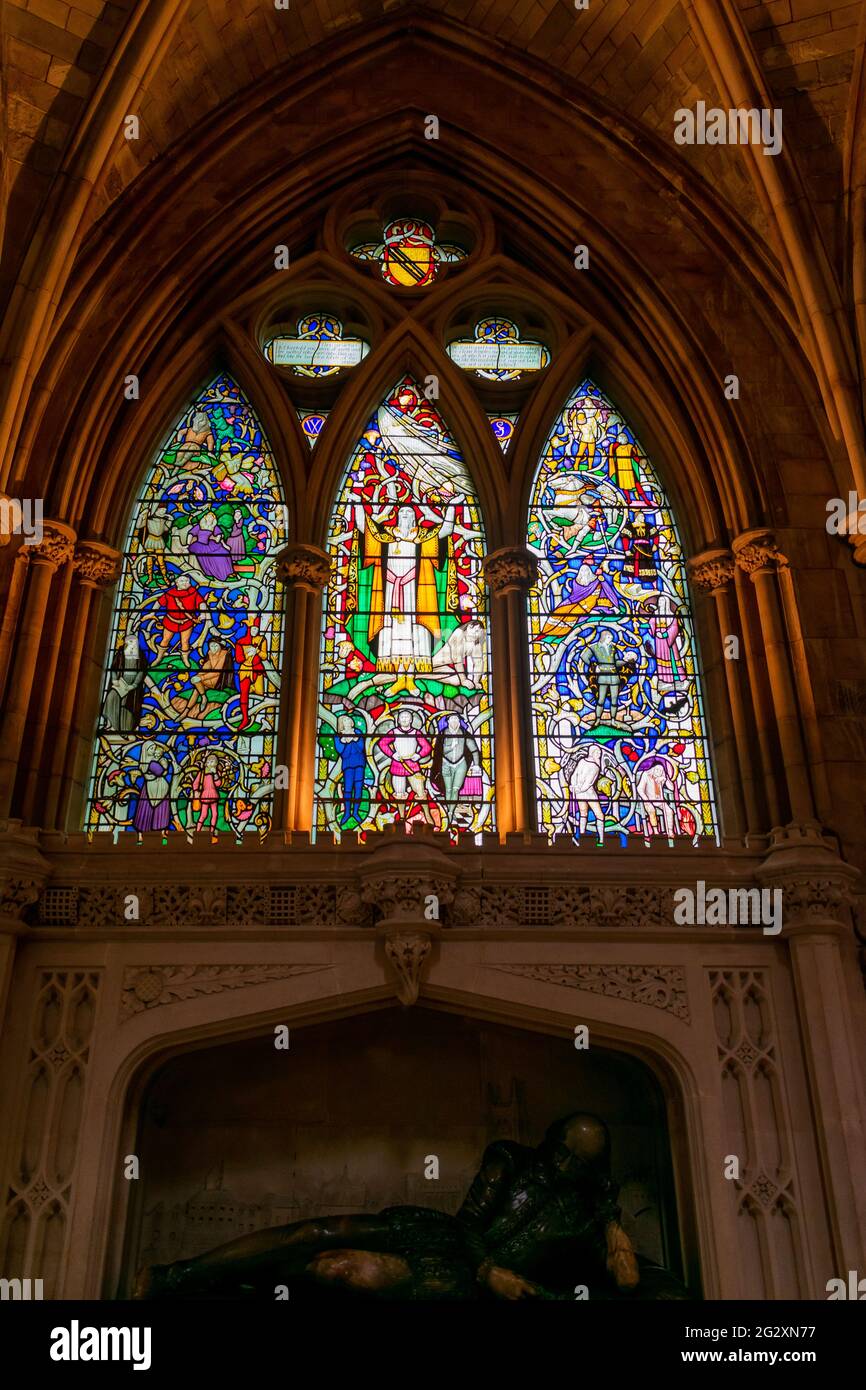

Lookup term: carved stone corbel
[383,932,432,1006]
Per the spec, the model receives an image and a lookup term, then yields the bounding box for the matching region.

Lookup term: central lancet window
[316,376,494,838]
[527,379,718,845]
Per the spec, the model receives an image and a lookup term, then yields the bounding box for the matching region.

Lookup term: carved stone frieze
[775,877,853,927]
[490,963,690,1021]
[336,887,374,928]
[477,883,662,929]
[120,963,330,1018]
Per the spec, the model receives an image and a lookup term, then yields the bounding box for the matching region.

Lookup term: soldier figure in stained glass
[526,380,718,843]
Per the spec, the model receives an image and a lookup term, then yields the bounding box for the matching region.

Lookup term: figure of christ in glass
[316,376,494,839]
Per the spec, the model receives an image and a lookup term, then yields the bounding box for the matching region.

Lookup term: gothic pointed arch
[86,373,288,841]
[314,374,494,838]
[527,378,719,844]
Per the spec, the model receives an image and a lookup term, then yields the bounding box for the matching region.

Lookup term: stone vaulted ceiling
[2,0,866,524]
[3,0,864,283]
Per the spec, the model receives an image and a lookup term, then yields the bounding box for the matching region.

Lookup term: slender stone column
[276,544,331,832]
[482,547,538,836]
[0,546,30,709]
[688,548,760,834]
[733,530,815,826]
[41,543,121,829]
[0,522,75,818]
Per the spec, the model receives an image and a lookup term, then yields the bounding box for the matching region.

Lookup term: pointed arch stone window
[526,379,719,844]
[315,376,494,838]
[86,374,288,841]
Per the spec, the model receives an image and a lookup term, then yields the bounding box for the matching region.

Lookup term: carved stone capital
[361,872,455,927]
[756,823,859,933]
[277,542,331,592]
[73,541,122,588]
[29,520,76,570]
[732,529,788,577]
[0,821,50,929]
[383,931,432,1005]
[482,546,538,597]
[687,548,735,593]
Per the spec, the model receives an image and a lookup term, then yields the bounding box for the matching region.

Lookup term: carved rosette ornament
[732,530,788,576]
[383,933,432,1007]
[482,546,539,597]
[687,549,736,594]
[72,541,122,588]
[276,543,331,593]
[30,521,76,570]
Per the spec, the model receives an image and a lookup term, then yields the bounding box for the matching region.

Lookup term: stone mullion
[276,544,330,833]
[0,522,76,820]
[733,530,815,827]
[483,547,538,836]
[488,586,517,836]
[297,585,326,832]
[42,544,121,831]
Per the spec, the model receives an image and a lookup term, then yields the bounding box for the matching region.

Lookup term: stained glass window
[488,413,518,451]
[316,376,494,838]
[448,317,550,380]
[350,219,466,286]
[527,380,718,845]
[86,374,287,842]
[298,410,330,447]
[264,315,369,376]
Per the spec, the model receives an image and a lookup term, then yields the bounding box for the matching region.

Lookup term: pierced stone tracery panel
[709,969,806,1299]
[0,970,101,1296]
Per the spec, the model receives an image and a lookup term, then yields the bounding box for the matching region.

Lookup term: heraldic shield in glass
[527,380,719,845]
[316,376,494,839]
[86,375,287,842]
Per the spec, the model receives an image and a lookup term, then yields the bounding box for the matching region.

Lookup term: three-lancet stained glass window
[526,380,718,844]
[315,376,494,838]
[86,375,287,842]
